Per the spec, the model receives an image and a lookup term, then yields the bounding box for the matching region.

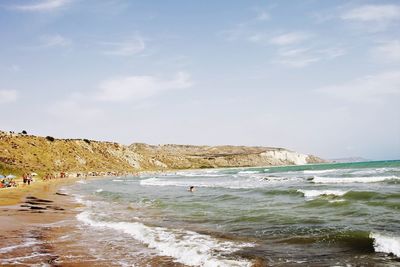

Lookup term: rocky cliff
[0,131,325,175]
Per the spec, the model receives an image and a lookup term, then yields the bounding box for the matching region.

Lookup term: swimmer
[188,186,195,192]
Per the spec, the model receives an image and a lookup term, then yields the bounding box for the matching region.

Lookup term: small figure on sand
[188,186,195,192]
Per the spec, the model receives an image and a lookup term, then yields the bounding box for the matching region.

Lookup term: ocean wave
[95,189,103,193]
[297,189,348,199]
[351,168,400,176]
[77,211,253,267]
[140,176,299,189]
[237,171,260,174]
[176,171,224,177]
[328,199,346,203]
[370,233,400,257]
[311,176,399,184]
[140,177,257,189]
[77,180,86,184]
[303,169,336,174]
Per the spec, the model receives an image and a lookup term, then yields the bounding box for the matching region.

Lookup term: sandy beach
[0,178,108,266]
[0,177,190,266]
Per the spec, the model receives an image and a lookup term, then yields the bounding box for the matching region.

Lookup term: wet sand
[0,179,96,266]
[0,178,192,266]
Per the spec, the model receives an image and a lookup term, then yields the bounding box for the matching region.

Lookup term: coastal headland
[0,130,324,179]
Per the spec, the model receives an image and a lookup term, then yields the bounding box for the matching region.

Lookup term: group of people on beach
[22,173,33,185]
[0,177,18,188]
[0,173,36,189]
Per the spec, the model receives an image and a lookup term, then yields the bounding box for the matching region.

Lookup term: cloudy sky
[1,0,399,160]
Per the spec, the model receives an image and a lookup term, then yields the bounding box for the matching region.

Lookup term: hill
[0,131,325,176]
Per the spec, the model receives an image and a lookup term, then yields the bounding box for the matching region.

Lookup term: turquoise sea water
[70,160,400,266]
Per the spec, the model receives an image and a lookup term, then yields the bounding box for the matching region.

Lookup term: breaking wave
[297,189,348,199]
[77,211,253,267]
[370,233,400,257]
[311,176,399,184]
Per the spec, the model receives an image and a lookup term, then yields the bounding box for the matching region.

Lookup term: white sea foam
[0,239,40,254]
[303,169,336,174]
[328,199,346,203]
[77,211,253,267]
[95,189,103,193]
[140,177,258,189]
[140,176,299,189]
[74,194,95,207]
[238,171,260,174]
[77,180,86,184]
[176,171,224,177]
[311,176,399,184]
[204,170,220,174]
[297,189,348,199]
[0,254,51,265]
[370,233,400,257]
[351,168,397,176]
[112,179,124,182]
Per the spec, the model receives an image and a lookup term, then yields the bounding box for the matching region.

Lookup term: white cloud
[275,46,346,68]
[96,72,193,102]
[220,8,270,42]
[269,32,311,46]
[372,40,400,62]
[317,70,400,103]
[276,56,320,68]
[49,100,102,120]
[39,34,71,48]
[48,93,103,121]
[11,0,71,12]
[0,89,18,103]
[341,4,400,22]
[101,37,145,56]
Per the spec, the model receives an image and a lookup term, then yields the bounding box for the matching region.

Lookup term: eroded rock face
[0,131,325,173]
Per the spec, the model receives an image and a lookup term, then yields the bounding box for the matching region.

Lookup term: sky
[0,0,399,160]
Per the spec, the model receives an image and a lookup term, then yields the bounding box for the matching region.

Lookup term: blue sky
[0,0,399,160]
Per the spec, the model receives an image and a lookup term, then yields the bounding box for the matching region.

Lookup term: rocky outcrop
[0,131,325,174]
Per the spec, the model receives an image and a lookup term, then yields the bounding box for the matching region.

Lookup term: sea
[39,161,400,265]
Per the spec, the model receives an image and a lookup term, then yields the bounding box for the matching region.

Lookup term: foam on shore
[370,232,400,257]
[0,239,40,254]
[76,211,253,267]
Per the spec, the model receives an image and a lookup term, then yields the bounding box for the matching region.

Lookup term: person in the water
[188,186,195,192]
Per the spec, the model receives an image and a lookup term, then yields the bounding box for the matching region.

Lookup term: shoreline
[0,159,349,207]
[0,174,191,266]
[0,177,82,206]
[0,176,125,265]
[0,179,84,265]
